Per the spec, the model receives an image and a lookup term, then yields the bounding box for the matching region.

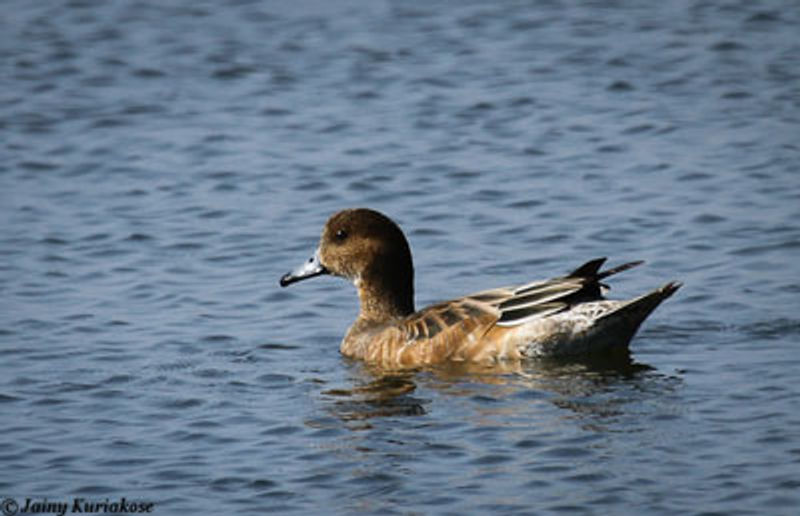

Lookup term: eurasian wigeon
[280,208,681,368]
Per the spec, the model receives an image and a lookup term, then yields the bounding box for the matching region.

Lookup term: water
[2,0,799,514]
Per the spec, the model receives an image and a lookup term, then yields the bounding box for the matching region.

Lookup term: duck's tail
[596,281,682,349]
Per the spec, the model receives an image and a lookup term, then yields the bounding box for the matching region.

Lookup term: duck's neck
[356,263,414,322]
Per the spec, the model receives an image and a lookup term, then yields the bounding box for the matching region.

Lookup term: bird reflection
[322,369,424,422]
[320,350,661,425]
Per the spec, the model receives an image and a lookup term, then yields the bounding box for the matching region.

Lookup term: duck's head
[280,208,415,318]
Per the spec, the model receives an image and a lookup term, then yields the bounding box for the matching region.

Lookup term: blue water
[2,1,799,514]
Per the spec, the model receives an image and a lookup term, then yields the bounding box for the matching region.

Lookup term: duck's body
[280,208,680,368]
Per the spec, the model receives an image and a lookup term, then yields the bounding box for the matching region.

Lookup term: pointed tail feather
[598,281,682,343]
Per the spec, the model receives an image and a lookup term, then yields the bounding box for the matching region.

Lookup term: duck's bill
[279,249,328,287]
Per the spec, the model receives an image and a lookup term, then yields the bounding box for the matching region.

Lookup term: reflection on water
[323,372,426,422]
[322,351,673,428]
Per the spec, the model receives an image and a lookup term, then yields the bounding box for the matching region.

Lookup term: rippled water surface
[2,1,800,514]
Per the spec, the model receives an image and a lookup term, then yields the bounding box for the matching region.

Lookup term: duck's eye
[335,229,348,241]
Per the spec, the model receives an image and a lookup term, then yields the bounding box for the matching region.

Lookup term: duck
[279,208,681,368]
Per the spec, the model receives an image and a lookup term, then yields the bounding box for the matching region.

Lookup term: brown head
[280,208,415,320]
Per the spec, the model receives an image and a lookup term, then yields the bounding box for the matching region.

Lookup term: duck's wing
[400,292,504,344]
[392,258,644,363]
